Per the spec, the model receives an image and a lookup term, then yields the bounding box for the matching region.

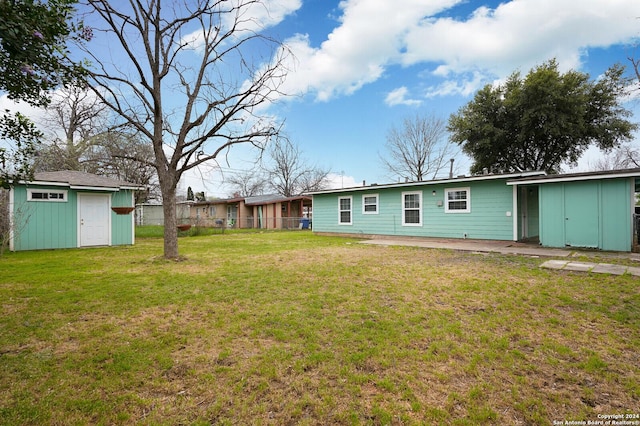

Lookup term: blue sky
[2,0,640,198]
[240,0,640,196]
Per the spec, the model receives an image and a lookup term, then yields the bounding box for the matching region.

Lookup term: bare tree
[266,137,330,197]
[592,54,640,172]
[629,54,640,90]
[81,0,289,258]
[380,114,457,181]
[226,171,267,197]
[85,131,160,204]
[32,86,159,203]
[34,85,108,172]
[590,142,640,171]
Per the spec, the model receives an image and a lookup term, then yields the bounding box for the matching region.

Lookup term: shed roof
[27,171,144,190]
[506,167,640,185]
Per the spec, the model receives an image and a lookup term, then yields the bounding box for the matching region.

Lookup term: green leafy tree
[0,0,88,186]
[0,112,39,188]
[448,60,637,174]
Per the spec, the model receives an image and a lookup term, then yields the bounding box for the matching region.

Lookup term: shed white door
[78,193,111,247]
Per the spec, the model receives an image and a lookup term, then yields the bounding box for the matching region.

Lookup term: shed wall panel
[539,184,565,248]
[539,178,632,251]
[111,190,135,246]
[564,182,599,248]
[12,185,77,251]
[600,179,632,252]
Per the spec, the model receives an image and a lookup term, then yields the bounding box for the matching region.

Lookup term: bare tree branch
[81,0,290,258]
[380,114,458,181]
[226,170,267,197]
[266,136,330,197]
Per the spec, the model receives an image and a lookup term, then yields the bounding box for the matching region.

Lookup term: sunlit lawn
[0,230,638,425]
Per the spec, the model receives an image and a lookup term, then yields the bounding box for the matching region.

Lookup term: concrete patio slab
[564,262,595,272]
[626,266,640,276]
[591,264,627,275]
[360,237,640,277]
[540,260,569,269]
[360,237,573,257]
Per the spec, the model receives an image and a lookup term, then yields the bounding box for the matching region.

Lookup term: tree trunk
[159,172,179,259]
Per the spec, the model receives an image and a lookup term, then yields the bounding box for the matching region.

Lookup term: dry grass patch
[0,232,638,425]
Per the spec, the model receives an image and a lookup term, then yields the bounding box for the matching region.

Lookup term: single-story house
[8,171,144,251]
[309,168,640,252]
[189,194,312,229]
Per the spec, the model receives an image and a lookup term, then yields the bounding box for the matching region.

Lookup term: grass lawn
[0,230,638,425]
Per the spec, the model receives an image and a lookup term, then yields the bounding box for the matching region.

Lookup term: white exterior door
[78,193,111,247]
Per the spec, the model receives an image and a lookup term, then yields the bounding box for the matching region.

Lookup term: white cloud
[281,0,640,102]
[325,172,360,189]
[0,94,47,124]
[181,0,302,50]
[385,86,422,106]
[0,95,49,149]
[424,71,488,98]
[280,0,461,100]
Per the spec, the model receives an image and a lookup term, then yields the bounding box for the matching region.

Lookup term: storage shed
[508,169,640,252]
[8,171,143,251]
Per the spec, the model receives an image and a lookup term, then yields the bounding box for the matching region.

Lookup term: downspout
[131,191,135,245]
[8,186,14,251]
[512,184,518,241]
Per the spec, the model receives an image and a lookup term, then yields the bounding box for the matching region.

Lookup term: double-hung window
[445,187,470,213]
[402,191,422,226]
[338,196,352,225]
[362,194,378,214]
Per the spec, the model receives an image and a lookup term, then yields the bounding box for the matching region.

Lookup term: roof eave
[308,171,546,195]
[507,169,640,185]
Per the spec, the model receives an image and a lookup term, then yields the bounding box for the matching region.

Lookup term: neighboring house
[309,168,640,252]
[189,194,312,229]
[135,202,192,226]
[8,171,144,251]
[135,203,165,226]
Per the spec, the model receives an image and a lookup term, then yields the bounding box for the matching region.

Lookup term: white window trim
[402,191,422,226]
[362,193,379,215]
[338,196,352,225]
[27,188,68,202]
[445,187,471,213]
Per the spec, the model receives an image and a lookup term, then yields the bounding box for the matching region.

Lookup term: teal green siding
[564,182,599,247]
[12,185,77,251]
[539,184,564,248]
[11,184,135,251]
[111,190,135,246]
[313,179,516,240]
[600,179,632,251]
[539,179,632,252]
